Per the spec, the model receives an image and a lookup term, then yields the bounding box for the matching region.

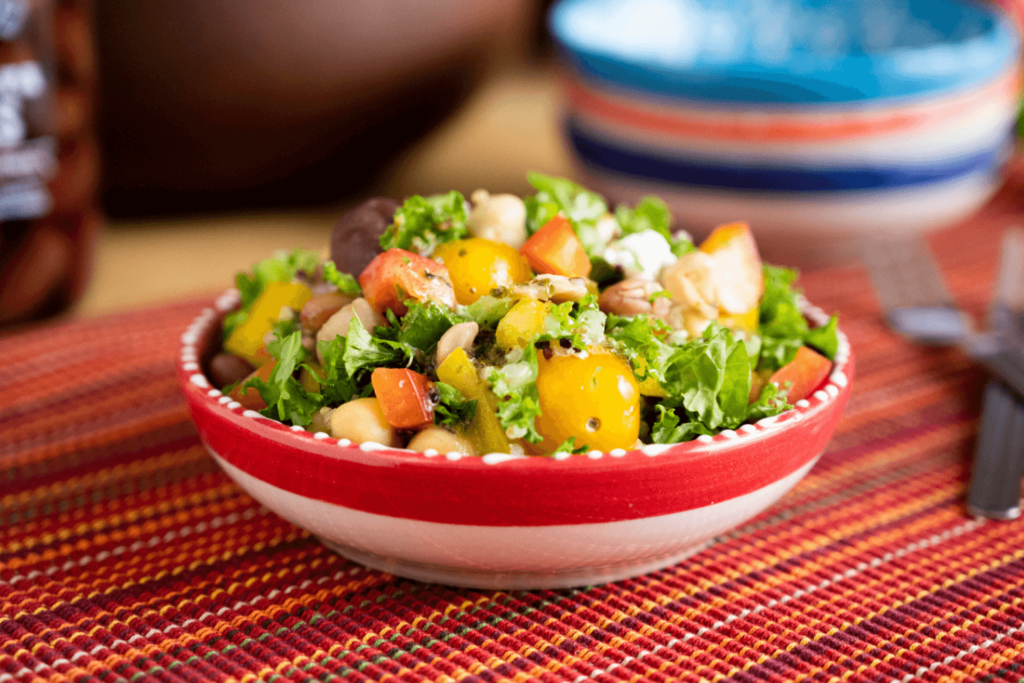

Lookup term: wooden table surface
[78,69,572,317]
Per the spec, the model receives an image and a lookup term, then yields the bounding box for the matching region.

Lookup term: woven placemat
[3,204,1024,682]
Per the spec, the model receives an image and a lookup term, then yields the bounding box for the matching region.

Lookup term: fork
[967,229,1024,519]
[861,231,1024,520]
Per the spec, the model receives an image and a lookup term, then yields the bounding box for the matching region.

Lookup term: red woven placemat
[4,200,1024,682]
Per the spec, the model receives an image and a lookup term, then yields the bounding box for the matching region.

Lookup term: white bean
[316,298,383,362]
[330,398,399,447]
[436,321,479,366]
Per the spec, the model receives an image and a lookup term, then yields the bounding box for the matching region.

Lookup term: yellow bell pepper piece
[496,299,549,350]
[436,347,510,454]
[224,281,312,365]
[719,306,759,332]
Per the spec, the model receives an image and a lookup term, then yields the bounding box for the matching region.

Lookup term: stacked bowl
[550,0,1022,262]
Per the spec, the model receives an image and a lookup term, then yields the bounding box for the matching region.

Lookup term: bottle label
[0,58,53,220]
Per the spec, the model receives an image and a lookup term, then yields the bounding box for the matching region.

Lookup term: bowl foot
[318,536,709,590]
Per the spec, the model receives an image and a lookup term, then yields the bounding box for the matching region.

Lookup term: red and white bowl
[177,290,853,589]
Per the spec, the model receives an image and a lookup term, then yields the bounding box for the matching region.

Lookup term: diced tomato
[228,360,277,410]
[371,368,436,429]
[519,214,592,278]
[769,346,832,403]
[358,248,456,317]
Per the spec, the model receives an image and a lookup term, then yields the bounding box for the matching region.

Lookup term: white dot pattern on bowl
[180,289,851,465]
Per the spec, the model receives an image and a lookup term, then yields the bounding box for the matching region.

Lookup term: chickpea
[316,297,384,362]
[330,398,399,447]
[407,426,476,455]
[467,189,527,248]
[436,321,479,366]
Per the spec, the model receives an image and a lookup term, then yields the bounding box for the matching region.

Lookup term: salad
[208,173,839,457]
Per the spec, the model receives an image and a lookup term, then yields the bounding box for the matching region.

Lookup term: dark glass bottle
[0,0,97,324]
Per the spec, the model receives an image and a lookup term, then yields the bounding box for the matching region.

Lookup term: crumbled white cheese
[603,230,677,280]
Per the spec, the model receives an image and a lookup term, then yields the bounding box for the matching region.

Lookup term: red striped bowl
[177,290,853,589]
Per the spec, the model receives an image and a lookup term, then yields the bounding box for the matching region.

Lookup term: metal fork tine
[989,227,1024,333]
[860,237,952,309]
[860,237,972,344]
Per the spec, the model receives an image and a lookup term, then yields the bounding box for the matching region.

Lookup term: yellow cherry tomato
[535,349,640,453]
[433,238,532,304]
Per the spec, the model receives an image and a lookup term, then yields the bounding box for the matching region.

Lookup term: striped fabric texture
[4,200,1024,681]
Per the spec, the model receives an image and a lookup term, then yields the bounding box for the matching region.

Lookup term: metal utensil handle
[967,380,1024,519]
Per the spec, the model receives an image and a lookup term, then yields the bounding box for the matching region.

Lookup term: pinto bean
[597,279,671,319]
[301,292,353,333]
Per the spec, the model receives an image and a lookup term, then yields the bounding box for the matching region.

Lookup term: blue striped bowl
[549,0,1023,260]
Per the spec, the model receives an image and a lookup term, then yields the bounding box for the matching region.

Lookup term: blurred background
[1,0,1022,324]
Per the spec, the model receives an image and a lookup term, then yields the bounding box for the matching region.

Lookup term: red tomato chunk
[370,368,436,429]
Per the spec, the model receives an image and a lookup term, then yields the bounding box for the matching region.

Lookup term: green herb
[649,290,673,302]
[523,173,613,257]
[487,344,543,443]
[342,316,417,379]
[380,192,468,254]
[315,336,360,405]
[615,196,671,240]
[322,261,361,296]
[758,264,839,369]
[242,331,322,426]
[758,336,804,373]
[615,196,695,257]
[587,256,624,287]
[397,300,463,353]
[746,380,791,422]
[606,314,674,384]
[656,325,746,430]
[552,437,588,456]
[433,382,478,428]
[524,173,607,235]
[270,316,299,341]
[650,403,713,444]
[805,314,840,360]
[537,295,607,350]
